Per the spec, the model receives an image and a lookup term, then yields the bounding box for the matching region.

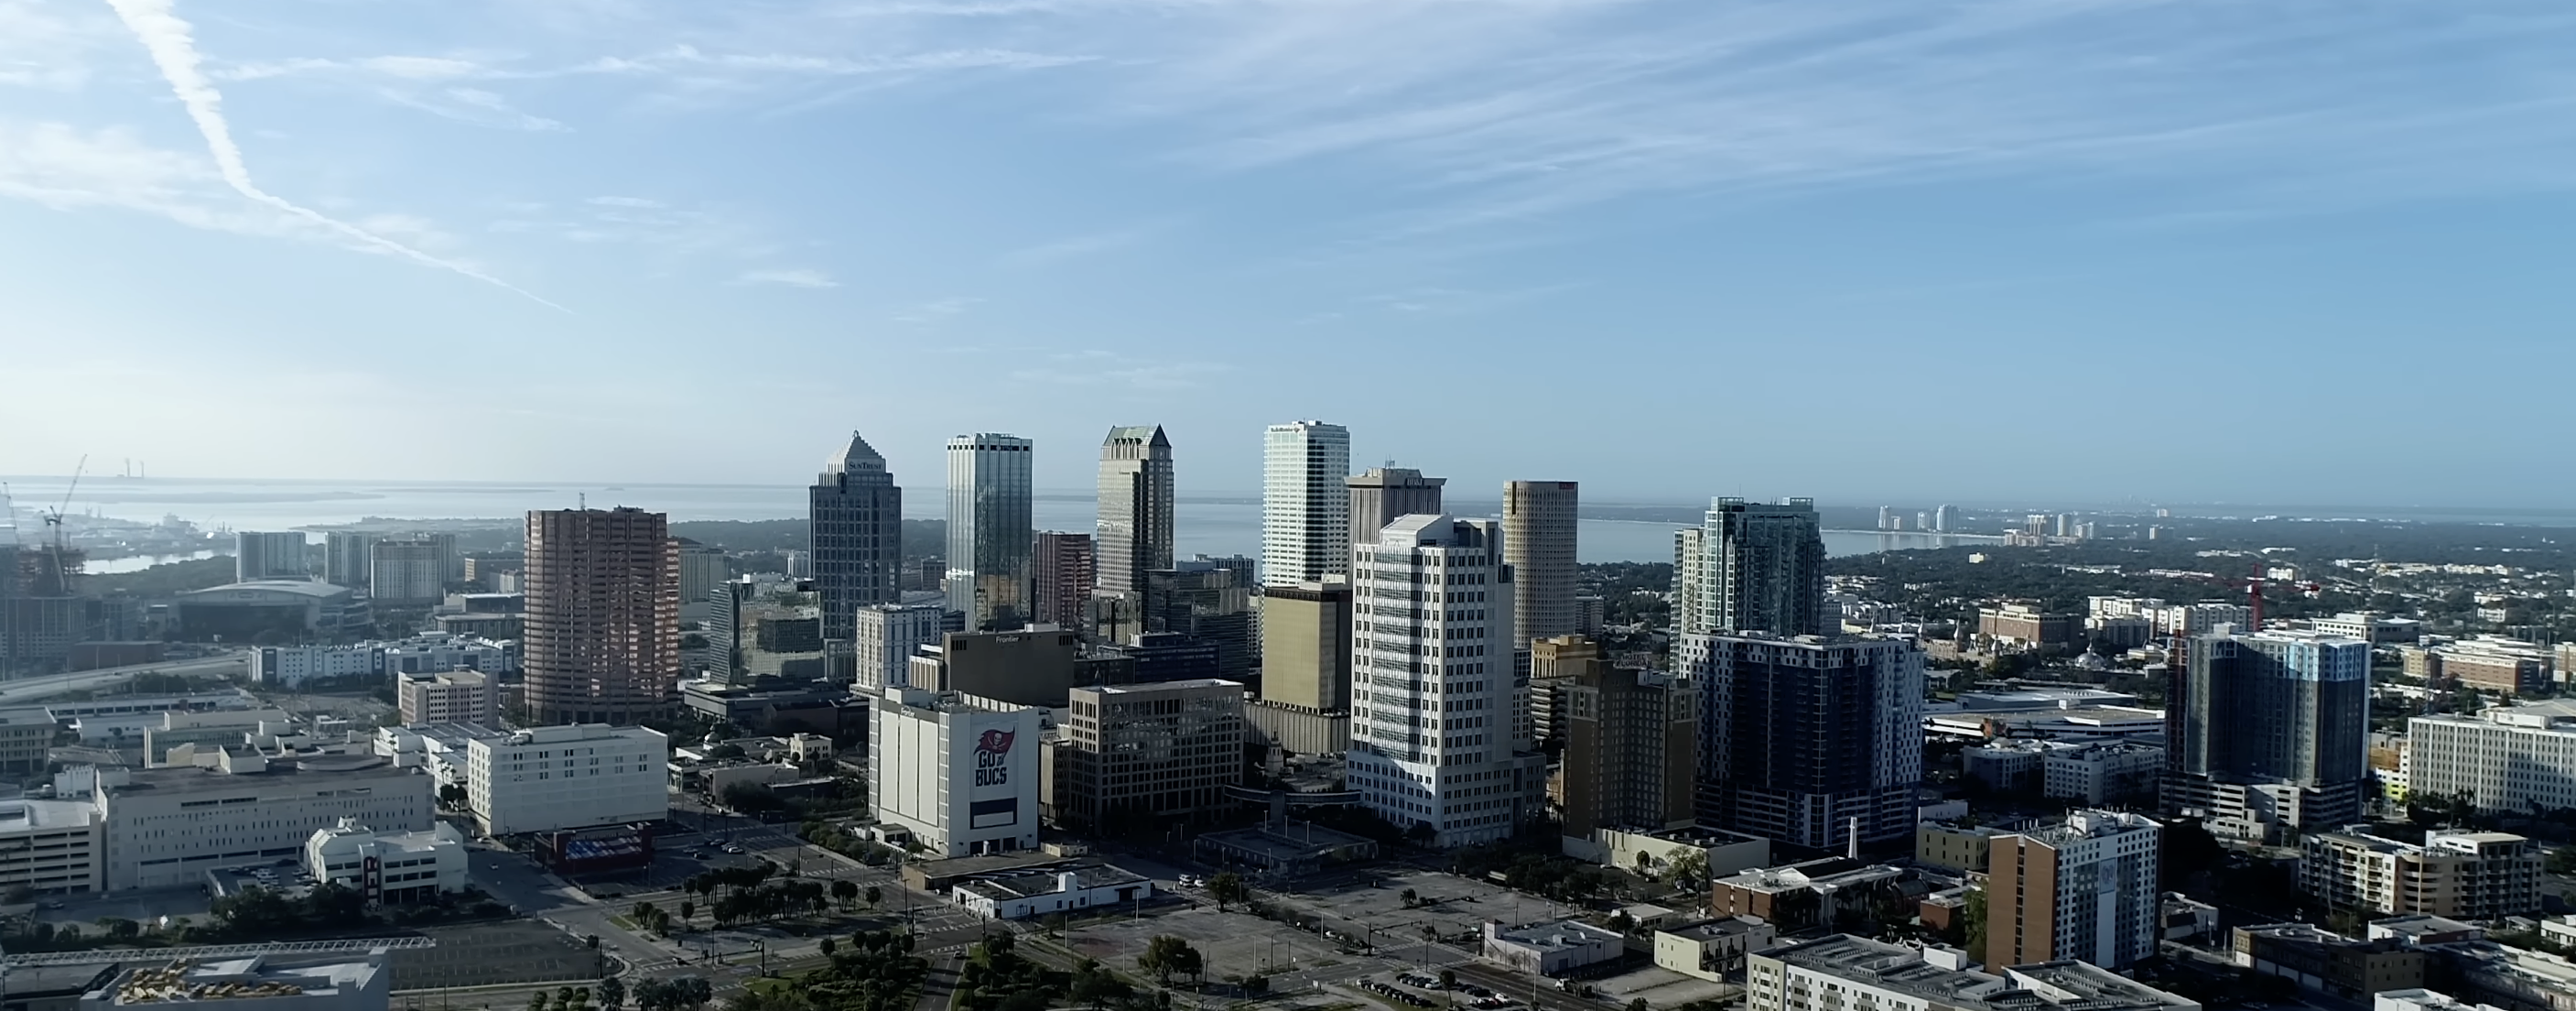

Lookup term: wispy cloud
[99,0,561,309]
[893,296,980,323]
[735,268,840,288]
[381,86,566,132]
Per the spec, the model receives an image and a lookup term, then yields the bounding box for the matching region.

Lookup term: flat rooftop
[1490,919,1621,952]
[96,953,383,1005]
[1762,935,2005,1002]
[0,799,95,831]
[1662,917,1770,942]
[959,864,1147,901]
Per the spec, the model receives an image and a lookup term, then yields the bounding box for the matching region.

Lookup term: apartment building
[2408,701,2576,816]
[2300,827,2540,920]
[1986,810,2162,970]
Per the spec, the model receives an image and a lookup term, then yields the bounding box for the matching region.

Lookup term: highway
[0,655,246,702]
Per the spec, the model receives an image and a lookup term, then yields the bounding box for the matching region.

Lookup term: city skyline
[7,4,2576,505]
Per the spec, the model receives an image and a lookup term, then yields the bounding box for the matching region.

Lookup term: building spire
[827,430,887,474]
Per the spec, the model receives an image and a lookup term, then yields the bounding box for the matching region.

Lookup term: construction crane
[35,456,84,597]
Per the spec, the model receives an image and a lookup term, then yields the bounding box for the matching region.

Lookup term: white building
[2377,991,2510,1011]
[1260,420,1351,587]
[870,688,1042,858]
[0,799,106,894]
[304,819,468,903]
[396,670,497,726]
[1749,935,2198,1011]
[1963,739,2163,805]
[953,865,1153,919]
[1482,919,1624,976]
[854,603,947,690]
[81,949,394,1011]
[250,635,514,688]
[464,724,669,836]
[2409,701,2576,815]
[91,751,435,891]
[1988,810,2162,969]
[1347,514,1528,847]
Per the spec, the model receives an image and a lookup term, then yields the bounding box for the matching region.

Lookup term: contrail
[102,0,567,311]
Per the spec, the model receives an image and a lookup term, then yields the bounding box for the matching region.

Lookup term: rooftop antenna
[579,492,587,511]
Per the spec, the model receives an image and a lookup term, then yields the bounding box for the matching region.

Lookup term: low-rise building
[1654,917,1777,980]
[0,799,105,893]
[248,634,512,688]
[0,705,59,778]
[953,865,1153,919]
[1481,919,1625,977]
[1563,824,1771,878]
[79,948,394,1011]
[2230,923,2427,1000]
[1710,859,1906,931]
[303,819,468,903]
[463,723,668,837]
[1747,934,2198,1011]
[1977,603,2075,649]
[2300,827,2540,920]
[92,752,434,891]
[396,671,496,727]
[2375,989,2511,1011]
[1917,821,2012,875]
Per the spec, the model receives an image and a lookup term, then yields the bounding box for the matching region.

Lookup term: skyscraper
[369,540,447,604]
[1032,532,1095,629]
[946,433,1035,631]
[322,532,376,589]
[853,602,947,691]
[1261,421,1350,587]
[1673,497,1827,636]
[234,532,308,582]
[810,431,904,642]
[1346,467,1445,549]
[1934,504,1957,532]
[1346,514,1536,847]
[1094,426,1174,598]
[1503,480,1578,646]
[523,507,679,725]
[2167,628,2370,833]
[1683,632,1924,848]
[1985,810,2162,971]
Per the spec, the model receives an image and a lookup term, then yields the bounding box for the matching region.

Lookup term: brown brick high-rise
[524,508,679,725]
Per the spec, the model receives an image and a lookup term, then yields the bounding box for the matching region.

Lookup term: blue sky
[3,0,2571,506]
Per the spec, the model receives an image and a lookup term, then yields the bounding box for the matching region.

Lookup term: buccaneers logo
[976,729,1016,755]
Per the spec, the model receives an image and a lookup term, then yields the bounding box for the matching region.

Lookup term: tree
[1633,851,1655,878]
[678,900,694,924]
[1629,999,1651,1011]
[598,976,625,1011]
[832,879,860,909]
[1963,886,1989,959]
[1439,970,1456,992]
[438,782,469,810]
[1400,887,1419,908]
[1139,935,1204,985]
[1208,873,1248,913]
[529,994,551,1011]
[819,937,838,958]
[865,885,882,909]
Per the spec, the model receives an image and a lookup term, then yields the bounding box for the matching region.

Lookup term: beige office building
[1503,481,1579,646]
[1249,581,1352,755]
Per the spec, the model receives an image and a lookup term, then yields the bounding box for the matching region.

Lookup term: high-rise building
[1094,426,1174,598]
[522,507,679,725]
[1673,497,1826,636]
[811,431,904,643]
[676,539,726,606]
[1346,467,1445,549]
[234,532,308,582]
[2167,628,2368,834]
[1261,421,1350,587]
[852,602,947,691]
[1934,505,1957,533]
[369,540,448,605]
[1682,633,1925,849]
[1985,810,2161,971]
[1044,679,1245,833]
[1561,665,1696,840]
[1261,581,1352,712]
[1144,561,1256,680]
[1503,480,1578,647]
[1346,514,1537,847]
[1528,635,1603,751]
[946,433,1035,631]
[1032,532,1096,630]
[322,532,376,589]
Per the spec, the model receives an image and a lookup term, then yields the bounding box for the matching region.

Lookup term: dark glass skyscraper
[1672,497,1827,636]
[2167,628,2370,832]
[810,431,904,642]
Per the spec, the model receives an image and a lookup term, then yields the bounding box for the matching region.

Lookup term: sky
[3,0,2572,506]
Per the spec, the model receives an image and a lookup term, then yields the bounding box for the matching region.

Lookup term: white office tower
[463,724,669,836]
[235,531,308,582]
[1095,426,1175,597]
[1261,421,1351,587]
[1347,515,1532,847]
[853,603,947,691]
[946,433,1035,631]
[871,688,1043,858]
